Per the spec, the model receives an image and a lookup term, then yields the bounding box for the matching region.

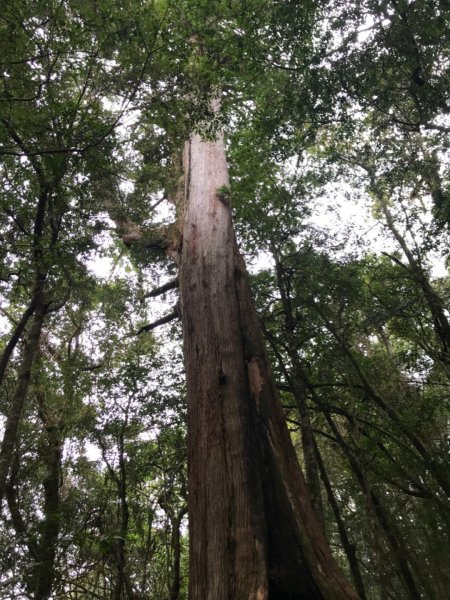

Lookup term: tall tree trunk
[6,448,39,595]
[178,130,357,599]
[0,181,55,506]
[114,431,129,600]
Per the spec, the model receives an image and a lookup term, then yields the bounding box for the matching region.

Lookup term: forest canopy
[0,0,449,598]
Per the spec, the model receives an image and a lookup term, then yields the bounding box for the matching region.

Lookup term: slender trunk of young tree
[0,294,39,386]
[169,507,187,600]
[6,449,39,594]
[378,192,450,365]
[313,441,368,600]
[0,183,54,505]
[34,390,63,600]
[178,129,358,599]
[283,366,326,530]
[318,308,450,497]
[325,414,421,600]
[0,297,48,504]
[270,248,325,530]
[114,430,130,600]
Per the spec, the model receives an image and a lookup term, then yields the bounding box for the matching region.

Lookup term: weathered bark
[178,130,357,599]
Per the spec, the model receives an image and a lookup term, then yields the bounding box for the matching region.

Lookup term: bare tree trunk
[179,130,357,599]
[114,431,129,600]
[287,370,326,532]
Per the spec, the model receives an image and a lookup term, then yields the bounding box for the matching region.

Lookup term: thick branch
[0,296,38,386]
[0,297,48,505]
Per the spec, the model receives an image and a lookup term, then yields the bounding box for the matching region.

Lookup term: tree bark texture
[178,131,358,600]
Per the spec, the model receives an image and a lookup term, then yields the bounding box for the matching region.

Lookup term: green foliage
[0,0,449,598]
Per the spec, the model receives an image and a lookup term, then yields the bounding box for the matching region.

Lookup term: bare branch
[138,309,179,334]
[144,278,179,299]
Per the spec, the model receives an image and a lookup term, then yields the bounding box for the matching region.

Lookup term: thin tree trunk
[169,507,187,600]
[271,248,325,530]
[6,449,39,595]
[140,506,156,594]
[115,431,129,600]
[0,182,53,505]
[313,441,368,600]
[34,390,63,600]
[379,195,450,363]
[0,297,48,504]
[179,129,357,599]
[318,309,450,497]
[0,294,39,386]
[291,371,326,531]
[325,414,421,600]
